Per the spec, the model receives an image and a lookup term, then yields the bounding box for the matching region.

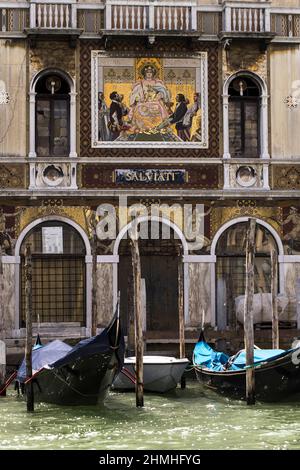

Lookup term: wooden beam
[25,243,34,412]
[178,249,185,360]
[271,249,279,349]
[130,233,144,408]
[91,233,98,337]
[244,219,256,406]
[0,245,5,394]
[178,247,186,389]
[296,278,300,331]
[127,271,135,356]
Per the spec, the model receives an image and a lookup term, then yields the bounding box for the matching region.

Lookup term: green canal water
[0,382,299,450]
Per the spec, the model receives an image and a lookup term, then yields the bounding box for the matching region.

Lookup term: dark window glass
[35,74,70,157]
[229,77,260,158]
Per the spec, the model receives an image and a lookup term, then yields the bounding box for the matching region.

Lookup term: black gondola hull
[17,310,124,406]
[29,351,119,406]
[195,351,300,402]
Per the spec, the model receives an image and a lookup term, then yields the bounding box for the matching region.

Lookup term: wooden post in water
[130,231,144,408]
[271,249,279,349]
[296,279,300,331]
[91,231,98,337]
[178,246,186,389]
[244,219,256,406]
[0,245,6,395]
[127,272,135,356]
[25,243,34,412]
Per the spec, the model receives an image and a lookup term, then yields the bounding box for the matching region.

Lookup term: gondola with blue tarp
[193,332,300,402]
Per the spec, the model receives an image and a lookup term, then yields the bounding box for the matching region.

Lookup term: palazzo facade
[1,0,300,360]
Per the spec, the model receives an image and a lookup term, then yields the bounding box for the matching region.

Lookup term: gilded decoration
[0,165,26,189]
[80,39,219,158]
[282,206,300,254]
[0,207,17,255]
[92,52,207,146]
[16,202,91,238]
[210,204,282,239]
[272,166,300,190]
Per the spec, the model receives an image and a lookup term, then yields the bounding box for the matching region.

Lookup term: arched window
[228,76,260,158]
[20,222,86,327]
[216,222,278,329]
[36,74,70,157]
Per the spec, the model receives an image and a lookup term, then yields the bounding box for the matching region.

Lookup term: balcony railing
[223,1,271,33]
[106,0,197,32]
[0,7,28,32]
[30,0,77,30]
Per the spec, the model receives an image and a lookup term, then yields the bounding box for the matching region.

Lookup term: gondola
[113,356,189,393]
[193,332,300,402]
[15,308,124,406]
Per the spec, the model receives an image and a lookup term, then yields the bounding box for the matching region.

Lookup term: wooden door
[118,254,179,334]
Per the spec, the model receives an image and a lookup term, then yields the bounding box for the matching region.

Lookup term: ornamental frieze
[210,204,282,240]
[80,40,219,159]
[0,164,26,189]
[272,165,300,190]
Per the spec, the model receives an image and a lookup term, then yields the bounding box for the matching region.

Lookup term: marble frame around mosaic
[91,50,209,149]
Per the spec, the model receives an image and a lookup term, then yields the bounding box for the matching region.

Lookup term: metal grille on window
[20,222,86,327]
[216,223,277,329]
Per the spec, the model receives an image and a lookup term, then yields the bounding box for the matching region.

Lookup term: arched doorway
[19,221,86,327]
[215,221,279,329]
[115,218,187,338]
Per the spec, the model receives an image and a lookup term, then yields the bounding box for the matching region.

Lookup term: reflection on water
[0,382,299,450]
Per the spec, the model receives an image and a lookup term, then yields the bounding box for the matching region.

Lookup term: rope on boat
[120,367,137,385]
[0,371,17,395]
[49,365,122,398]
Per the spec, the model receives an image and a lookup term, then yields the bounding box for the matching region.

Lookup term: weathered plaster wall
[96,263,114,327]
[2,262,15,334]
[188,262,212,327]
[270,45,300,159]
[29,40,76,81]
[283,262,300,321]
[0,41,27,158]
[222,42,267,83]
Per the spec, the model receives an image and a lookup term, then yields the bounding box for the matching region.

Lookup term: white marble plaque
[42,227,63,254]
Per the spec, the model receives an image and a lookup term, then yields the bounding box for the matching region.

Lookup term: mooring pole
[25,243,34,412]
[178,247,186,389]
[0,245,6,395]
[91,231,98,337]
[244,219,256,406]
[127,272,135,356]
[271,249,279,349]
[297,278,300,331]
[130,232,144,408]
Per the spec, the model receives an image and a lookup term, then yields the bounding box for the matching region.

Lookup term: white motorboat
[113,356,189,393]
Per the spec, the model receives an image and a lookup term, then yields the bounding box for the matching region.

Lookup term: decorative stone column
[69,91,77,158]
[28,92,37,158]
[222,93,231,159]
[85,255,93,337]
[261,93,270,159]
